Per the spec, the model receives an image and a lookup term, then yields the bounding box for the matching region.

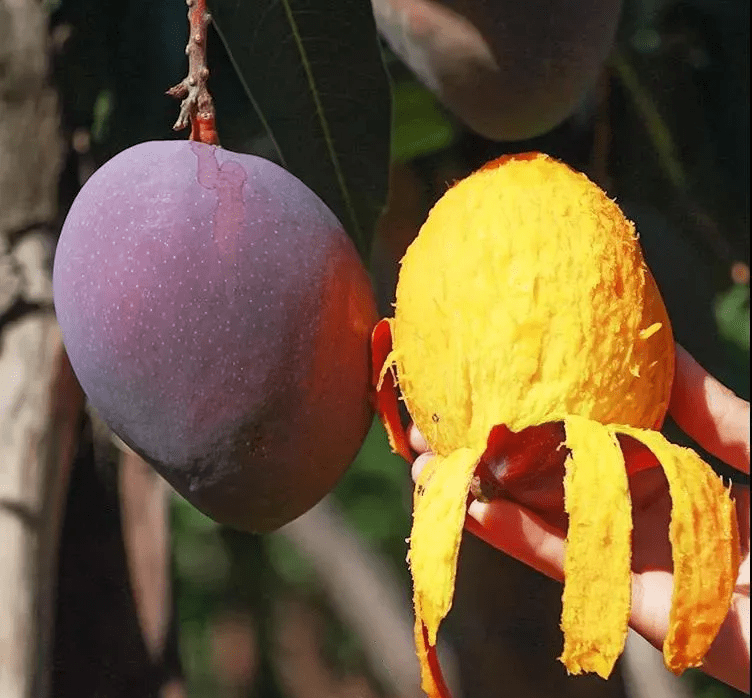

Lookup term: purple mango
[54,140,377,531]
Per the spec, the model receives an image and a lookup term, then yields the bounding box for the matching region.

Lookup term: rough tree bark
[0,1,82,696]
[1,4,184,697]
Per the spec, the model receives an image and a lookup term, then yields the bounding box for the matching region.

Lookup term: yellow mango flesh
[392,154,673,455]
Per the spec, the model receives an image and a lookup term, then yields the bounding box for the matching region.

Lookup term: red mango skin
[476,423,661,530]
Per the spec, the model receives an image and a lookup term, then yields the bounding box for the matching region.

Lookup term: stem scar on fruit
[372,153,740,698]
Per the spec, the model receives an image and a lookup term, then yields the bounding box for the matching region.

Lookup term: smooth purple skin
[54,141,377,532]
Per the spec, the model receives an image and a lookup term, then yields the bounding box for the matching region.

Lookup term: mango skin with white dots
[54,140,377,532]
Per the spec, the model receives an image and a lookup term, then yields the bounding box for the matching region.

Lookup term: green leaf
[208,0,392,260]
[715,283,750,352]
[391,80,457,163]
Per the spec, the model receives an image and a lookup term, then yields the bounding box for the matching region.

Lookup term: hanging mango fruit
[371,153,740,697]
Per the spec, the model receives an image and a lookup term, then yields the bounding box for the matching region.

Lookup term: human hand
[408,344,750,692]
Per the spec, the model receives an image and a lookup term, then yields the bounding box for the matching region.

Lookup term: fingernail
[412,452,433,482]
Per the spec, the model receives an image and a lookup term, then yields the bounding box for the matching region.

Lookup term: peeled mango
[373,153,740,696]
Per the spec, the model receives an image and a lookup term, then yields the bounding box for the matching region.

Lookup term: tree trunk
[1,4,184,696]
[0,1,81,696]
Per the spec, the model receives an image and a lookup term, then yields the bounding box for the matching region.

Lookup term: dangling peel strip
[409,448,481,693]
[614,426,740,673]
[560,416,633,678]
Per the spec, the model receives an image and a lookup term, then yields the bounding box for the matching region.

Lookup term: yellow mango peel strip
[410,447,481,642]
[409,447,481,693]
[561,416,633,678]
[615,426,740,674]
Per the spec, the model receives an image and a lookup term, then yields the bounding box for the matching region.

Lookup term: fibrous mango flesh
[375,153,740,696]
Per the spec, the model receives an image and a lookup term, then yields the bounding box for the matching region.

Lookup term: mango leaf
[391,80,457,163]
[715,283,750,353]
[208,0,392,259]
